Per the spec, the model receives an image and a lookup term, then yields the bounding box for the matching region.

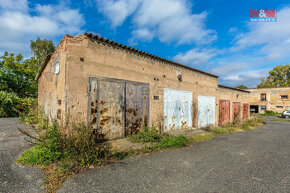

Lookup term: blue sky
[0,0,289,88]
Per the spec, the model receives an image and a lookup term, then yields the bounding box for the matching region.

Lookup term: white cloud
[96,0,141,27]
[96,0,216,45]
[174,48,219,66]
[212,62,249,76]
[232,7,290,61]
[223,75,242,81]
[0,0,28,11]
[0,0,84,55]
[228,27,237,34]
[131,28,154,41]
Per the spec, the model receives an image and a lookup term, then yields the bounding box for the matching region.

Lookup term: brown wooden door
[219,100,230,125]
[233,102,241,123]
[243,103,249,119]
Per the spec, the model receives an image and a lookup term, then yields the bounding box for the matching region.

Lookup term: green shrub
[17,123,62,166]
[0,91,19,117]
[17,144,59,166]
[263,110,279,116]
[57,123,112,166]
[128,126,163,143]
[0,90,37,118]
[18,120,112,167]
[153,135,189,149]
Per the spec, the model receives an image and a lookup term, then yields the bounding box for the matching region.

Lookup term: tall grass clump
[128,126,163,143]
[18,106,112,167]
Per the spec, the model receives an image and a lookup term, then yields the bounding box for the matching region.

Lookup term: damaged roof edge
[35,55,51,80]
[218,84,250,93]
[35,33,218,81]
[84,33,218,78]
[245,86,290,90]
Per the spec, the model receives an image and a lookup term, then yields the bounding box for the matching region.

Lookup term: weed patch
[192,133,214,142]
[208,116,264,135]
[127,126,162,143]
[261,110,280,116]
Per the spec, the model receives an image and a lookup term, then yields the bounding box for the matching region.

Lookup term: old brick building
[245,87,290,113]
[36,34,250,140]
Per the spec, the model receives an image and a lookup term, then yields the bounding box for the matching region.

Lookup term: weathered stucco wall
[37,34,252,139]
[37,36,67,123]
[245,87,290,113]
[217,86,250,123]
[64,35,218,128]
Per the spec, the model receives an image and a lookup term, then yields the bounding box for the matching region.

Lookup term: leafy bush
[128,126,163,143]
[263,110,279,116]
[17,97,37,115]
[0,91,19,117]
[59,123,111,166]
[0,90,37,117]
[18,119,112,167]
[153,135,189,149]
[17,123,62,166]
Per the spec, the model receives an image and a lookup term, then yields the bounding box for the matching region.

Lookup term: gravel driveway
[0,118,43,193]
[59,121,290,193]
[0,119,289,193]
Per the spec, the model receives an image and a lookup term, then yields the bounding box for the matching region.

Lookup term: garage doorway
[88,77,149,140]
[233,102,241,123]
[243,103,249,119]
[164,88,192,131]
[198,96,215,128]
[219,100,230,125]
[250,105,259,113]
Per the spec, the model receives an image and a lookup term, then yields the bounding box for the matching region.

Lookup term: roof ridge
[84,33,218,78]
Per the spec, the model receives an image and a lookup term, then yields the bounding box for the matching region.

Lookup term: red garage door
[243,103,249,120]
[233,102,241,123]
[219,100,230,125]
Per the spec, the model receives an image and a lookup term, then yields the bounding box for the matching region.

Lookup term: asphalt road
[0,118,289,193]
[59,121,290,193]
[0,118,43,193]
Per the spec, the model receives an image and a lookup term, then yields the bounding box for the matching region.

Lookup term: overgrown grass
[266,119,290,122]
[208,116,264,135]
[152,135,189,149]
[192,133,214,142]
[260,110,280,116]
[18,108,265,193]
[18,109,114,192]
[127,126,163,143]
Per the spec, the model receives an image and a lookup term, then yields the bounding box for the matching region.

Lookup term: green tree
[30,37,55,66]
[235,84,248,89]
[0,52,38,97]
[257,64,290,88]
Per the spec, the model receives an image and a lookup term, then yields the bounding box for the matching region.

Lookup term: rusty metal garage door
[219,100,230,125]
[164,88,192,131]
[125,82,149,136]
[198,96,215,128]
[98,79,125,140]
[233,102,241,123]
[243,103,249,120]
[88,77,149,141]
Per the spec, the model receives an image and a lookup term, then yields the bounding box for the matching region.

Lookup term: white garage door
[198,96,215,128]
[164,88,192,131]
